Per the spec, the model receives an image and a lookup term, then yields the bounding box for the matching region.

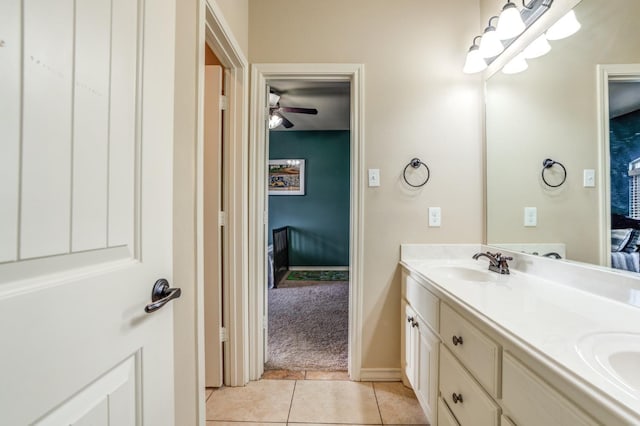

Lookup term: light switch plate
[429,207,441,227]
[368,169,380,187]
[584,169,596,187]
[524,207,537,227]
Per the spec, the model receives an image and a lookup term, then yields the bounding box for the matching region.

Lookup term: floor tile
[207,423,286,426]
[289,380,381,424]
[373,382,428,425]
[205,388,214,401]
[305,370,350,381]
[262,369,305,380]
[206,380,295,422]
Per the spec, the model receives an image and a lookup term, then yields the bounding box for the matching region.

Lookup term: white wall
[250,0,485,370]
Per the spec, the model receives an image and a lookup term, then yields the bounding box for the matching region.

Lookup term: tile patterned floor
[206,375,428,425]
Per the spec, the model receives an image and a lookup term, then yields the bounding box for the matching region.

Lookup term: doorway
[249,64,365,381]
[265,80,351,373]
[598,65,640,270]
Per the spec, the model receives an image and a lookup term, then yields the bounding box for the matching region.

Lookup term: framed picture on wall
[268,159,306,195]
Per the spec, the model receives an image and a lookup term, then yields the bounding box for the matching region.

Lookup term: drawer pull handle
[452,392,464,404]
[412,320,419,328]
[407,316,414,323]
[452,335,464,346]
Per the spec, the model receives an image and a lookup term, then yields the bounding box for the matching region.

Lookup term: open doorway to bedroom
[264,80,351,375]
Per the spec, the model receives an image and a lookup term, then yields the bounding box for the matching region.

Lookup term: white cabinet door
[0,0,176,424]
[403,302,418,387]
[415,317,439,424]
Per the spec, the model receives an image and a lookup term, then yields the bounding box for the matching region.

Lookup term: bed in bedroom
[270,226,289,288]
[610,215,640,273]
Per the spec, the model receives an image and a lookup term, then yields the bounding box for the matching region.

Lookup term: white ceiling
[268,80,350,131]
[609,81,640,119]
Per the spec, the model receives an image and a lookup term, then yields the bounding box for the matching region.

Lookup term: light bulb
[546,10,581,41]
[479,23,505,58]
[463,45,487,74]
[523,34,551,59]
[269,114,283,129]
[502,54,528,74]
[496,2,525,40]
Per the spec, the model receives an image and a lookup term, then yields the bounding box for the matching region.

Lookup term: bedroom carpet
[265,280,348,371]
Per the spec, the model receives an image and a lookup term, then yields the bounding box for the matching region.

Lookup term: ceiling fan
[268,92,318,129]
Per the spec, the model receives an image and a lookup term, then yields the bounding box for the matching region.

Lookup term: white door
[204,65,223,387]
[0,0,177,424]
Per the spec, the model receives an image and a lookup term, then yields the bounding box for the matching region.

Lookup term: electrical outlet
[368,169,380,187]
[429,207,441,227]
[524,207,537,227]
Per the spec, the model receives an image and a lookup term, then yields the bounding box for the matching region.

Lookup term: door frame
[194,0,249,401]
[249,63,365,380]
[597,64,640,267]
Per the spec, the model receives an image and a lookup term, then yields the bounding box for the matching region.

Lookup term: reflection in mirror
[485,0,640,272]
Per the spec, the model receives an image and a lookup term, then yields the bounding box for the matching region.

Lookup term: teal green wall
[269,130,350,266]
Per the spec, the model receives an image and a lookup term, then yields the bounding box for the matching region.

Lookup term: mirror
[486,0,640,270]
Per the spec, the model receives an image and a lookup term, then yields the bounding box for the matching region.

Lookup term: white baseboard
[288,266,349,271]
[358,368,402,381]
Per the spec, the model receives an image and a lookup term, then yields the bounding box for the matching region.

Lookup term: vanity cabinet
[401,267,609,426]
[401,272,439,424]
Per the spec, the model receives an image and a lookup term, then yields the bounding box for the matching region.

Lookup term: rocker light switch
[584,169,596,187]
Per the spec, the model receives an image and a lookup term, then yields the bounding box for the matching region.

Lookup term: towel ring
[541,158,567,188]
[403,158,430,188]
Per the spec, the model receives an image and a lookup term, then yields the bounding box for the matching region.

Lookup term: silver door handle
[145,279,182,313]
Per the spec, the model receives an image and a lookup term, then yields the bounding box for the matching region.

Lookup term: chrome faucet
[472,251,513,274]
[542,252,562,259]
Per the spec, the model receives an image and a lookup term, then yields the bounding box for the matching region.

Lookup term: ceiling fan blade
[280,106,318,115]
[280,115,294,128]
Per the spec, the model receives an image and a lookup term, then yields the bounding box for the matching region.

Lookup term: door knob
[145,279,182,313]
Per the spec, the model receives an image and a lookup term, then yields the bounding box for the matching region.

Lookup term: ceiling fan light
[496,2,525,40]
[502,54,528,74]
[268,93,280,107]
[463,45,487,74]
[268,114,283,129]
[523,34,551,59]
[479,24,505,58]
[546,10,581,41]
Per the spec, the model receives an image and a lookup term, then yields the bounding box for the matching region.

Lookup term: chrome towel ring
[403,157,430,187]
[541,158,567,188]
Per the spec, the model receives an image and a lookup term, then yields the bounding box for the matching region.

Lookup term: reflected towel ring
[403,158,430,187]
[541,158,567,188]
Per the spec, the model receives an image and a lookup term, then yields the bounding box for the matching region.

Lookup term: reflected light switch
[368,169,380,187]
[524,207,537,227]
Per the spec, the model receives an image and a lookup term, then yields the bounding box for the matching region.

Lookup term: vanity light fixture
[522,33,551,59]
[546,10,581,40]
[479,16,505,58]
[463,36,488,74]
[502,53,528,74]
[496,1,526,40]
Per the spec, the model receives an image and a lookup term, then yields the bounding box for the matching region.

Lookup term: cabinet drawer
[502,352,598,426]
[440,302,500,396]
[438,397,460,426]
[440,345,500,426]
[406,274,439,331]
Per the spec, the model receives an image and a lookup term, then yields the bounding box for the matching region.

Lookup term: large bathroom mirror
[486,0,640,270]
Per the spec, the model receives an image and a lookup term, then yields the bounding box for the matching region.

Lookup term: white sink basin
[576,332,640,397]
[427,266,495,282]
